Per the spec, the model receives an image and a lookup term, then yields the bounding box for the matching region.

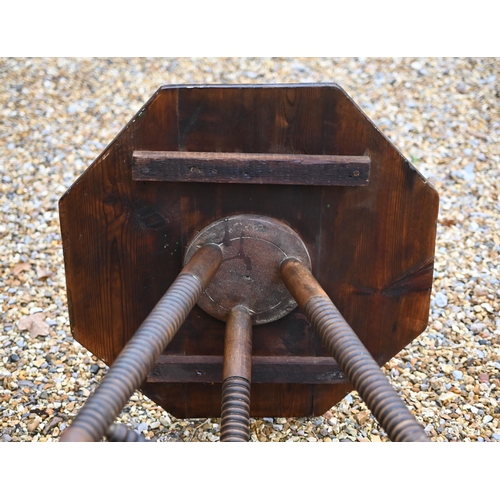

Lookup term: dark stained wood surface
[147,355,346,384]
[59,84,439,418]
[132,151,370,186]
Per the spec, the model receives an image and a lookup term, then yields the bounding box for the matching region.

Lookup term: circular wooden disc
[184,215,311,324]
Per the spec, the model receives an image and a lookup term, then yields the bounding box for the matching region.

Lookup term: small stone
[150,421,160,429]
[452,370,463,380]
[344,394,353,404]
[356,410,371,425]
[2,434,12,442]
[90,364,100,374]
[462,166,476,181]
[160,416,171,427]
[137,422,148,432]
[481,303,493,313]
[435,292,448,307]
[483,415,493,424]
[492,433,500,440]
[432,320,443,331]
[9,354,20,363]
[441,364,453,374]
[471,322,486,333]
[479,373,489,383]
[27,416,42,432]
[439,392,456,403]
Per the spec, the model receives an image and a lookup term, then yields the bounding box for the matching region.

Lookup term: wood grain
[132,150,370,186]
[60,84,439,418]
[147,355,345,384]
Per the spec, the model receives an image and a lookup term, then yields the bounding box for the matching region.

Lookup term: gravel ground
[1,57,499,443]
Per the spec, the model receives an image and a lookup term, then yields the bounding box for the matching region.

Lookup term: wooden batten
[148,355,346,384]
[132,150,370,186]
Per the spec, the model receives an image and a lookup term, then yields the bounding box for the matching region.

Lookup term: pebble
[1,57,499,443]
[439,392,457,403]
[27,416,42,432]
[470,322,486,333]
[159,416,171,427]
[434,292,448,308]
[432,320,443,332]
[356,410,371,425]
